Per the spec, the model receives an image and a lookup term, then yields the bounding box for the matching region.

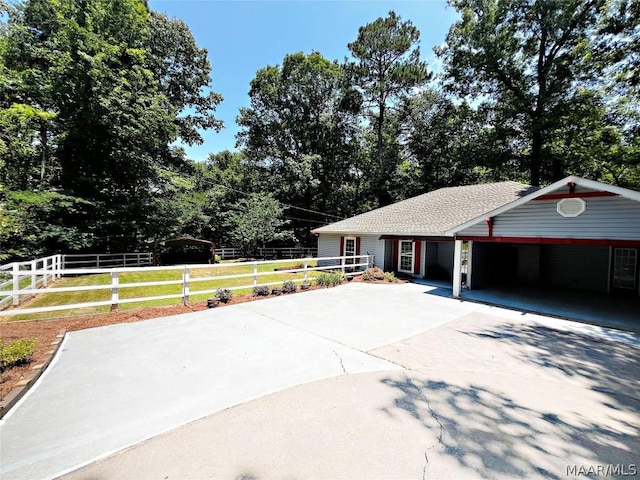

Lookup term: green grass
[3,259,320,321]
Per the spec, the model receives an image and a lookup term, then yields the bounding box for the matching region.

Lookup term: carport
[447,177,640,313]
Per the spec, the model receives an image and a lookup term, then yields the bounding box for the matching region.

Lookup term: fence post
[110,271,119,311]
[31,260,36,293]
[137,253,142,267]
[182,265,190,305]
[43,257,49,287]
[341,256,345,274]
[253,262,258,287]
[12,263,19,306]
[304,260,308,282]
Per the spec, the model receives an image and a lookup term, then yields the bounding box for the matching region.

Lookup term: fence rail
[62,253,153,269]
[0,254,372,317]
[217,247,317,260]
[0,254,62,309]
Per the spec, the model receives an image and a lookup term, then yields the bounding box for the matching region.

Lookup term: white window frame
[398,240,415,274]
[344,237,356,265]
[613,247,637,290]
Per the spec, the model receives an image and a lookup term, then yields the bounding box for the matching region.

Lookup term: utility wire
[199,179,346,221]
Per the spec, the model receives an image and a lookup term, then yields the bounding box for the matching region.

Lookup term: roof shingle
[312,181,538,236]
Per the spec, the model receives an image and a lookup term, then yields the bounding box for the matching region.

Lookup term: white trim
[466,241,473,289]
[557,198,586,217]
[453,240,463,297]
[397,240,415,274]
[446,175,640,236]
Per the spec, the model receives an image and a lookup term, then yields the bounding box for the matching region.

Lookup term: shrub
[252,285,270,297]
[214,254,221,263]
[215,288,233,303]
[316,271,344,287]
[362,269,372,281]
[282,280,297,293]
[0,338,37,372]
[384,271,397,283]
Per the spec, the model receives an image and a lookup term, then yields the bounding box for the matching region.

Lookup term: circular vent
[557,198,586,217]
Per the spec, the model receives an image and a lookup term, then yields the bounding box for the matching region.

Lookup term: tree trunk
[39,121,48,188]
[530,125,543,187]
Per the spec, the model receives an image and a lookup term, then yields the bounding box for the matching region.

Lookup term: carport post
[453,239,463,297]
[466,241,473,290]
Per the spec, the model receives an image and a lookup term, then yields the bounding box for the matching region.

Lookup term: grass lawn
[3,259,322,321]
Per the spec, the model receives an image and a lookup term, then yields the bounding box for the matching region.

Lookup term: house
[312,176,640,298]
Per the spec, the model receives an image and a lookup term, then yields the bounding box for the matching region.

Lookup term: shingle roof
[312,181,538,236]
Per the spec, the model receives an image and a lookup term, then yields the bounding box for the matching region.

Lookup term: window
[344,237,356,265]
[613,248,637,290]
[398,240,414,273]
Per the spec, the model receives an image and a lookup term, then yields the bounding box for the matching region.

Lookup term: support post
[182,265,190,305]
[31,260,36,293]
[453,239,463,297]
[97,255,100,268]
[12,263,19,306]
[253,262,258,287]
[341,256,345,274]
[43,257,48,287]
[466,241,473,290]
[111,271,119,311]
[304,260,308,282]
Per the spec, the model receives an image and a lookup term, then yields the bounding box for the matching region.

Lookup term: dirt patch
[0,285,326,400]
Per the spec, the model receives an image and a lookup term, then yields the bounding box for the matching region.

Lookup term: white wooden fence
[0,254,63,309]
[0,254,372,317]
[217,247,318,260]
[62,253,153,269]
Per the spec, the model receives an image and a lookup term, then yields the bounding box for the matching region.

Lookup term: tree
[225,193,292,257]
[347,11,430,205]
[237,52,362,240]
[0,0,223,256]
[437,0,604,186]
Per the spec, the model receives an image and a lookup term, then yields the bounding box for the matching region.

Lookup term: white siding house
[313,176,640,300]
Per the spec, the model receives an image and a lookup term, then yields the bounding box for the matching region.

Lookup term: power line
[199,179,346,221]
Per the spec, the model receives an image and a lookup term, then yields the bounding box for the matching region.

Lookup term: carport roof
[312,181,538,236]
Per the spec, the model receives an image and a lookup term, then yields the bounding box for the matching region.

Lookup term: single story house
[312,176,640,298]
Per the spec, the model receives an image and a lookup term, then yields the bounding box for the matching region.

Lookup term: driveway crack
[406,376,444,478]
[332,349,348,374]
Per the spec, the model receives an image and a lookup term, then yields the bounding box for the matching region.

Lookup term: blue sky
[148,0,459,161]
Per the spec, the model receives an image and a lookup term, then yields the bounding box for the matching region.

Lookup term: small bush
[0,338,37,372]
[252,285,270,297]
[362,269,372,281]
[316,271,344,287]
[216,288,233,303]
[384,271,397,283]
[282,280,297,293]
[214,254,221,263]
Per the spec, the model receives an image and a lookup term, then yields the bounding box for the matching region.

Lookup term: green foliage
[0,338,37,372]
[383,271,397,283]
[226,193,292,257]
[362,269,372,281]
[252,284,270,297]
[316,271,344,287]
[347,10,430,205]
[281,280,297,293]
[215,288,232,303]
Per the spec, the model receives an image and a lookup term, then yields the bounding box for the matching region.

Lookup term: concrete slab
[241,282,483,351]
[64,310,640,480]
[0,300,400,480]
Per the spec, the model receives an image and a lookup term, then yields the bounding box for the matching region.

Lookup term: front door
[611,247,639,295]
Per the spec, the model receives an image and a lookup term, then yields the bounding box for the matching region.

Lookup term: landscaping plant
[0,338,37,372]
[215,288,233,303]
[282,280,297,293]
[252,285,270,296]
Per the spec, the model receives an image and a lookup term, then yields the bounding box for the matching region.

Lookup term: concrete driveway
[1,282,639,480]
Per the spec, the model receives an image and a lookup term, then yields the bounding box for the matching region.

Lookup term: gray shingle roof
[312,181,538,236]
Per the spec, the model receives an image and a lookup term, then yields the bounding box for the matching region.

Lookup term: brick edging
[0,329,66,420]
